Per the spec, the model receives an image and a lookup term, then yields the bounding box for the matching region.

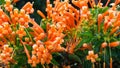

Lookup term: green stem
[108,37,112,68]
[24,28,33,41]
[108,42,112,58]
[107,36,112,58]
[104,48,106,62]
[42,64,45,68]
[11,49,15,58]
[103,48,106,68]
[92,63,95,68]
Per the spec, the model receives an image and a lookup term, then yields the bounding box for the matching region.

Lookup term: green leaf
[79,31,93,38]
[68,54,82,63]
[12,64,20,68]
[83,60,92,68]
[15,35,20,46]
[24,28,34,42]
[26,44,32,51]
[100,7,109,13]
[52,52,64,58]
[51,58,60,65]
[26,27,34,32]
[16,24,20,30]
[0,0,5,5]
[13,45,30,68]
[117,5,120,11]
[40,19,47,31]
[75,39,85,51]
[36,64,43,68]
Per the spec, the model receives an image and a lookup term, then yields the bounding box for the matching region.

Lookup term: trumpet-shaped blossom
[86,50,98,63]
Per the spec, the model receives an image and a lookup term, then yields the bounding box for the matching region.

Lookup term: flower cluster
[0,44,13,64]
[45,24,65,52]
[46,0,80,30]
[0,0,65,67]
[28,41,52,67]
[0,0,120,68]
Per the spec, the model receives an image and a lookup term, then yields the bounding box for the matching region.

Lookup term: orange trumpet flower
[37,10,46,19]
[110,26,119,35]
[4,0,13,11]
[13,0,19,3]
[98,14,103,33]
[109,41,120,47]
[22,2,34,14]
[113,21,120,27]
[86,50,98,63]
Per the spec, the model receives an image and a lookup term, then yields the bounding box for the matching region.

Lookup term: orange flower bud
[37,10,46,19]
[109,41,120,47]
[22,2,34,14]
[101,42,107,48]
[13,0,19,3]
[110,26,119,35]
[98,14,103,32]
